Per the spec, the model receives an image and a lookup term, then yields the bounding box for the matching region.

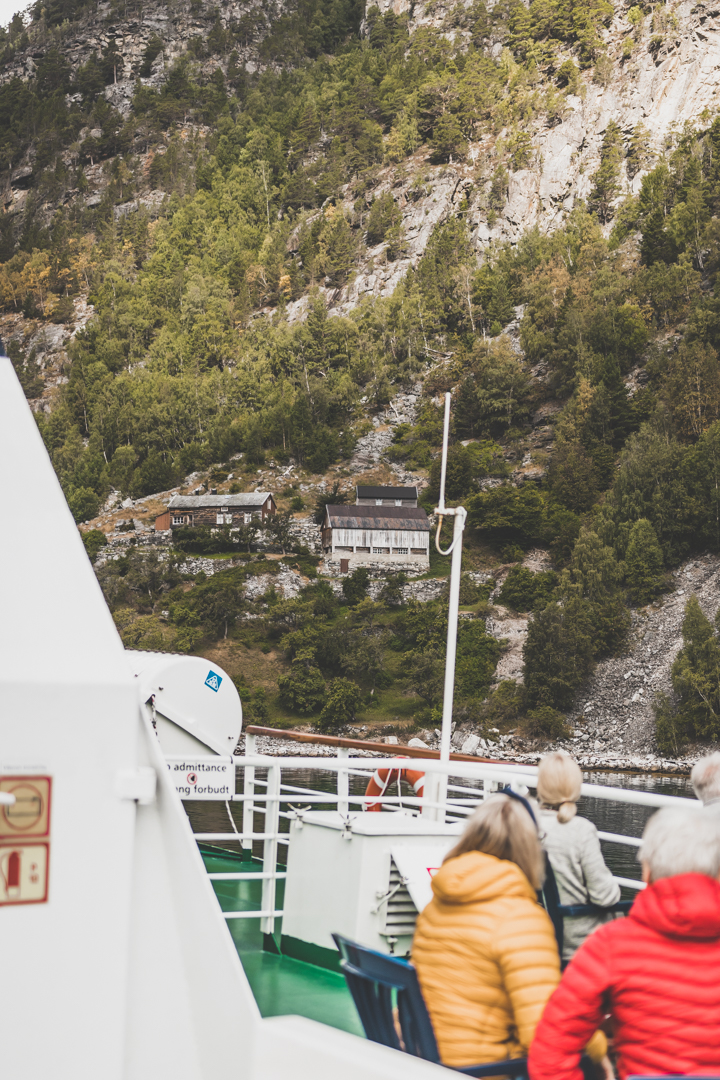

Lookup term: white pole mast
[434,392,467,820]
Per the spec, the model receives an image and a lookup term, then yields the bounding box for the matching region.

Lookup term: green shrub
[342,567,370,605]
[479,681,526,728]
[498,567,558,612]
[66,485,100,523]
[81,528,107,561]
[521,706,572,740]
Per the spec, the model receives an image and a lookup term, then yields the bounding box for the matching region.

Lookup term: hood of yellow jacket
[431,850,536,905]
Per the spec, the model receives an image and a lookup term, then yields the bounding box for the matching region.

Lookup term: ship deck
[202,847,363,1036]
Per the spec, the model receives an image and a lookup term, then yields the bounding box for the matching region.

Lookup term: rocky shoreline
[234,731,697,775]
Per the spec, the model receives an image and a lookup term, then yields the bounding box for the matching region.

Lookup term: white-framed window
[216,513,233,524]
[172,513,192,526]
[373,547,389,554]
[244,512,253,524]
[375,499,383,505]
[395,500,403,506]
[394,547,409,555]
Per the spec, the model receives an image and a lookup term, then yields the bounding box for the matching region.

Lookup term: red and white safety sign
[0,775,52,839]
[0,775,53,905]
[0,842,49,906]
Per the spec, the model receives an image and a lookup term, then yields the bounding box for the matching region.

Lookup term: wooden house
[321,504,430,571]
[155,492,276,532]
[355,484,418,507]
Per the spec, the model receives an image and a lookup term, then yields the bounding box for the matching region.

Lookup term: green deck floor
[202,849,363,1037]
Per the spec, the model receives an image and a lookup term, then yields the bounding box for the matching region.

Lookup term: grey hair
[691,752,720,804]
[639,806,720,881]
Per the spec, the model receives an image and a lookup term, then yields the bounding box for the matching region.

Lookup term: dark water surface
[185,765,695,888]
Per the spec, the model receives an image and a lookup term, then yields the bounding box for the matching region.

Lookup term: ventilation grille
[382,859,418,937]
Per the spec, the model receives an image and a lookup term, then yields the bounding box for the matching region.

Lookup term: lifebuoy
[364,756,425,811]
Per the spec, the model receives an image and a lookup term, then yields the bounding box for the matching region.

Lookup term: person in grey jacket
[537,751,620,962]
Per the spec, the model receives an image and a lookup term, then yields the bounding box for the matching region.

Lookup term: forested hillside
[3,0,720,753]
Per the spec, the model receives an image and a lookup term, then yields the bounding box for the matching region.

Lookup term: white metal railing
[171,736,697,935]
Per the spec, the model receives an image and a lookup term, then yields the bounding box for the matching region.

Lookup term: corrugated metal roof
[168,492,272,509]
[356,485,418,499]
[325,504,430,531]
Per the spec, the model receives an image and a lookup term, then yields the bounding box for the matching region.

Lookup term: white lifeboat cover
[126,650,242,755]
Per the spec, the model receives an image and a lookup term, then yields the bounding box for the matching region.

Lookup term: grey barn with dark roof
[322,503,430,570]
[355,485,418,507]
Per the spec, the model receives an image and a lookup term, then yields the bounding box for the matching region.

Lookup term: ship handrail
[181,743,696,928]
[233,753,695,807]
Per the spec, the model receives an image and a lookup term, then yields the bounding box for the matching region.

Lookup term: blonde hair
[444,794,545,890]
[537,751,582,823]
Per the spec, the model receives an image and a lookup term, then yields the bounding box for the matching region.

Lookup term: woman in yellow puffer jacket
[412,793,608,1073]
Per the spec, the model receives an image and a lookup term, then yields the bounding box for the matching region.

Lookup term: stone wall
[324,551,429,573]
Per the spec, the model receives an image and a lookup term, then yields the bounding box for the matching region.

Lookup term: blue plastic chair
[541,857,634,957]
[332,933,528,1078]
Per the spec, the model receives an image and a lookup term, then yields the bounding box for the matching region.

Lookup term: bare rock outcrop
[570,554,720,755]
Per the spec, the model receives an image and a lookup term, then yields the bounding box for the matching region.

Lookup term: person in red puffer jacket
[529,806,720,1080]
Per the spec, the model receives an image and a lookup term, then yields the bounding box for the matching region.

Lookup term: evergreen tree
[366,192,402,246]
[277,650,327,714]
[589,120,624,223]
[624,518,664,605]
[567,526,629,654]
[318,677,362,732]
[523,592,595,709]
[429,113,467,163]
[547,440,599,512]
[313,481,348,525]
[670,595,720,739]
[654,691,687,756]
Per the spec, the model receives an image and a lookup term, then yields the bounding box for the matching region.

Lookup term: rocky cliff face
[6,0,720,322]
[307,0,720,315]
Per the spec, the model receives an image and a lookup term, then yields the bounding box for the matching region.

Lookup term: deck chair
[540,856,634,958]
[332,932,528,1078]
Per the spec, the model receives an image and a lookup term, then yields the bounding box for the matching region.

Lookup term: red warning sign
[0,776,52,839]
[0,842,49,905]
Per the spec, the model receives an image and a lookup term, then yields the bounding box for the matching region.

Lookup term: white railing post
[261,764,280,936]
[337,747,349,816]
[422,772,440,818]
[242,732,256,859]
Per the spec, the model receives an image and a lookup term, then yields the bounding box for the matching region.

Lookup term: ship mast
[433,392,467,820]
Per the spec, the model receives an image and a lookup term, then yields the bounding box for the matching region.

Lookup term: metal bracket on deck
[115,767,157,805]
[289,805,311,830]
[372,877,409,915]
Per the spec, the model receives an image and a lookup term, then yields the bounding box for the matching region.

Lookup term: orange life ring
[364,757,425,811]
